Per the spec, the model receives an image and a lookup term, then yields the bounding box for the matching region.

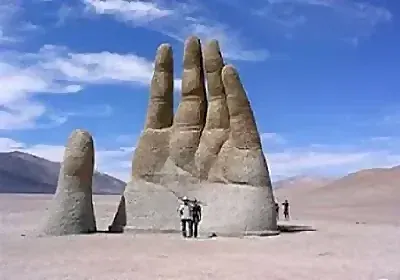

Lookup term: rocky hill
[274,165,400,225]
[0,151,126,194]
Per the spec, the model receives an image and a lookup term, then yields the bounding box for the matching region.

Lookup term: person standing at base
[191,199,202,238]
[282,199,290,220]
[178,196,193,238]
[275,201,280,221]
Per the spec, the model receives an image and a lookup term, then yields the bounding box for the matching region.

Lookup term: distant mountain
[0,151,126,194]
[274,165,400,225]
[307,165,400,205]
[273,175,332,190]
[274,166,400,199]
[323,165,400,191]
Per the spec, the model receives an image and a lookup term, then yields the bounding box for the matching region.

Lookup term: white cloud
[95,147,134,181]
[261,132,287,145]
[0,1,182,131]
[176,21,270,62]
[83,0,173,23]
[42,104,114,128]
[0,2,17,42]
[0,44,181,130]
[255,0,392,44]
[0,1,43,45]
[368,136,393,143]
[264,135,400,180]
[115,134,138,145]
[55,4,74,26]
[383,112,400,125]
[82,0,269,62]
[0,137,25,151]
[36,45,154,85]
[298,0,393,23]
[268,149,400,181]
[0,101,46,130]
[0,30,16,44]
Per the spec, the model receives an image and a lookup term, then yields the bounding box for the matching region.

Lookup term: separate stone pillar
[40,129,97,236]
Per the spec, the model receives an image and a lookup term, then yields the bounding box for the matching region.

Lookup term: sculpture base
[119,180,277,236]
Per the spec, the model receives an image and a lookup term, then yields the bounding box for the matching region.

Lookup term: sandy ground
[1,194,399,280]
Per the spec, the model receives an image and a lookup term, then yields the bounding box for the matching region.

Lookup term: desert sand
[1,189,399,280]
[274,166,400,226]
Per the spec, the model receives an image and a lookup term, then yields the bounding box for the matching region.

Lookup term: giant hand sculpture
[111,36,277,236]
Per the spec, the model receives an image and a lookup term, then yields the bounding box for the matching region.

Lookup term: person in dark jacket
[191,198,202,238]
[282,199,290,220]
[275,201,280,221]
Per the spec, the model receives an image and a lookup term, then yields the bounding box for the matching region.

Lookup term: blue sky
[0,0,399,181]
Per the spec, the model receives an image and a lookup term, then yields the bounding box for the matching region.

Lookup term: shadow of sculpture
[277,224,317,234]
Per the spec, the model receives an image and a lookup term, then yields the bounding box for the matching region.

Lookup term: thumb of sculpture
[40,129,97,236]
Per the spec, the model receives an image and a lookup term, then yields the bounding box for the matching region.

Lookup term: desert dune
[274,166,400,225]
[1,165,400,280]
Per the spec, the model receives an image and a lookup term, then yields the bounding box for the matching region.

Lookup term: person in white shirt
[178,196,193,237]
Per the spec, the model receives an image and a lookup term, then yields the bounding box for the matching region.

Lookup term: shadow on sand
[95,223,317,237]
[277,224,317,234]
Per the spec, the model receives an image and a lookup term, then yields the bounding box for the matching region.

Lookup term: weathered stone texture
[145,44,174,130]
[40,129,97,236]
[203,39,229,130]
[109,195,126,233]
[112,36,277,236]
[170,36,207,174]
